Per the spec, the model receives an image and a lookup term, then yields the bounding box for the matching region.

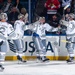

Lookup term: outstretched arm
[60,20,69,27]
[46,23,58,32]
[22,23,37,31]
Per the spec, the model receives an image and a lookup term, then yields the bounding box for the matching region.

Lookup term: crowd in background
[34,0,75,34]
[0,0,75,35]
[0,0,28,26]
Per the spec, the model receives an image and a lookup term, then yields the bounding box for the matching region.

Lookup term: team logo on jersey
[0,27,5,35]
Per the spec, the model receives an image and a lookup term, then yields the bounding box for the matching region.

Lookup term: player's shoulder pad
[6,22,12,26]
[15,20,20,24]
[15,20,25,26]
[44,23,50,25]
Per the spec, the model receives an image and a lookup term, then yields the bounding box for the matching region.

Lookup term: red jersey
[45,0,60,14]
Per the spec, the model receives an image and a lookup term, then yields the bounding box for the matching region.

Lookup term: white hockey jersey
[32,22,58,39]
[0,21,14,40]
[66,20,75,36]
[14,20,25,39]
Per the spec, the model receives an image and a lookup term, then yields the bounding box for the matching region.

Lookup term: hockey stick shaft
[61,40,75,43]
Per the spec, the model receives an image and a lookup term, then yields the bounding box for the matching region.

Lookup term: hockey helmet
[18,14,24,19]
[0,13,8,21]
[39,17,45,20]
[69,13,75,19]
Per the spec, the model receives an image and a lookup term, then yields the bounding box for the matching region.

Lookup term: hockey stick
[64,4,70,10]
[61,40,75,43]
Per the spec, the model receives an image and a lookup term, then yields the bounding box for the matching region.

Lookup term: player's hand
[51,5,56,9]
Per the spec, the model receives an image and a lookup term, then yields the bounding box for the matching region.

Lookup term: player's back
[0,21,14,38]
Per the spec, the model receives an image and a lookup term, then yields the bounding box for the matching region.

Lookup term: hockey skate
[41,56,50,63]
[0,65,4,71]
[42,58,50,62]
[36,56,42,63]
[66,57,74,63]
[17,55,26,63]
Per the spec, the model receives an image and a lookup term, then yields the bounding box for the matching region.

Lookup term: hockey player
[31,17,58,62]
[60,13,75,63]
[0,13,15,70]
[66,13,75,63]
[13,14,26,62]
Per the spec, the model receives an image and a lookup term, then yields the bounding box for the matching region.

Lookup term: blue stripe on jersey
[33,32,39,37]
